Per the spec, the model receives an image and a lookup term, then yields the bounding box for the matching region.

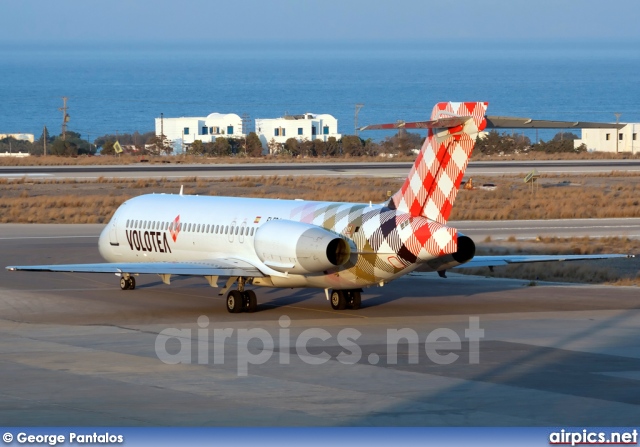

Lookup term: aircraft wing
[456,253,633,269]
[6,258,264,278]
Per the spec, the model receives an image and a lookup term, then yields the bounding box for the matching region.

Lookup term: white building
[574,124,639,153]
[155,113,244,153]
[0,133,35,143]
[0,152,30,157]
[255,113,341,152]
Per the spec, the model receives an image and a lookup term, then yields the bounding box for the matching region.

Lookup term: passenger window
[225,226,229,234]
[250,227,254,236]
[206,224,210,233]
[235,226,239,235]
[197,224,201,232]
[240,227,244,236]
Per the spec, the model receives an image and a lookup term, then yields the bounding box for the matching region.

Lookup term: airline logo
[254,216,261,224]
[170,215,181,242]
[124,214,180,255]
[125,228,173,254]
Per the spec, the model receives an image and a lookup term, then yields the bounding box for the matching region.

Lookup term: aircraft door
[228,220,236,243]
[239,222,246,244]
[109,216,119,246]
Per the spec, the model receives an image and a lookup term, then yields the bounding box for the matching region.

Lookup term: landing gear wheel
[127,277,136,290]
[120,277,130,290]
[330,290,347,310]
[350,291,362,310]
[226,290,243,313]
[243,290,257,313]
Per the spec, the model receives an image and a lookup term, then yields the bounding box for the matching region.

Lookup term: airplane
[6,102,632,313]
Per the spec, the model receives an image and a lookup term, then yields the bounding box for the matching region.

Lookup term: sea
[1,39,639,143]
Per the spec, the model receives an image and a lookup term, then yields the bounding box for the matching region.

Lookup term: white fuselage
[98,193,451,290]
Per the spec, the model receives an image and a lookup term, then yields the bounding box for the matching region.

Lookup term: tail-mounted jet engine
[423,234,476,272]
[254,220,350,274]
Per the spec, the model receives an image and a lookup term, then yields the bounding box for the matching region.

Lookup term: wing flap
[6,258,264,277]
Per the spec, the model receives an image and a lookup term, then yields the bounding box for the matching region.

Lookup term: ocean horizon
[1,39,639,143]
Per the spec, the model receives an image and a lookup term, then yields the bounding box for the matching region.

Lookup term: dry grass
[472,151,640,161]
[0,176,403,223]
[451,176,640,220]
[0,154,418,167]
[2,173,640,223]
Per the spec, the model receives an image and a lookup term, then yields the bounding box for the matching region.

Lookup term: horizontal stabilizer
[359,116,469,131]
[362,116,624,131]
[485,116,624,129]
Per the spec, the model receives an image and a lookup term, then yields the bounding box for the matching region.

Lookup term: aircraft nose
[98,224,111,260]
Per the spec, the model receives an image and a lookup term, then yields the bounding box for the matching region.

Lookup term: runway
[452,217,640,240]
[1,224,640,426]
[4,217,640,241]
[1,159,640,180]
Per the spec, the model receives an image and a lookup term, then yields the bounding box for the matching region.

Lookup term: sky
[1,0,639,45]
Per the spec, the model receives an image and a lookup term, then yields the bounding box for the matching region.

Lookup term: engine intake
[254,220,350,274]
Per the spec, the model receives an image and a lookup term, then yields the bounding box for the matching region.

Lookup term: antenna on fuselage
[179,185,184,196]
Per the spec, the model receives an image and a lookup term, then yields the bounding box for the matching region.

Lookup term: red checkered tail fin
[387,102,488,224]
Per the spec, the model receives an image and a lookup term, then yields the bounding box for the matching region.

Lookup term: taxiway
[1,159,640,180]
[1,225,639,425]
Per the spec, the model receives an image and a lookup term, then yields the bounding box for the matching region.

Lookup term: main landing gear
[226,290,257,313]
[225,277,257,313]
[330,289,362,310]
[119,276,136,290]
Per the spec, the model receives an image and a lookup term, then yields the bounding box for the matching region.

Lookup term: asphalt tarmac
[2,159,640,180]
[1,225,640,426]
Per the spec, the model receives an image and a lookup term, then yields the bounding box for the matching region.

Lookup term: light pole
[355,104,364,136]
